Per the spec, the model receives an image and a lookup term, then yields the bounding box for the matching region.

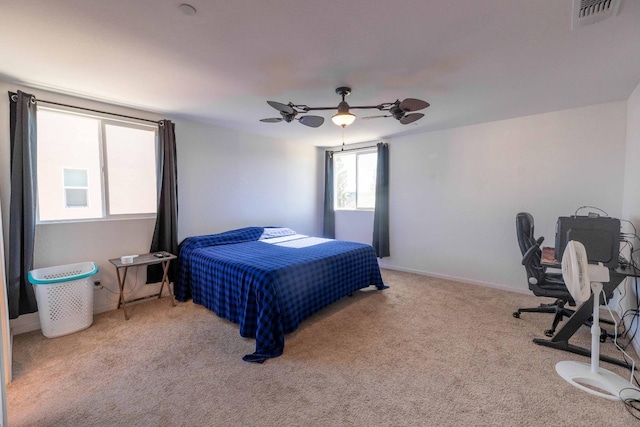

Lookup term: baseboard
[378,262,533,296]
[8,312,40,336]
[619,306,640,358]
[10,281,170,336]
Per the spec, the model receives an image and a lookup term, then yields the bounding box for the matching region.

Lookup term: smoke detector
[572,0,621,29]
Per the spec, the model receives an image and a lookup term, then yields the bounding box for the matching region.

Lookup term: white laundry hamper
[28,262,99,338]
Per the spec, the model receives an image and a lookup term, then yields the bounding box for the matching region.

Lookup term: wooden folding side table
[108,252,177,320]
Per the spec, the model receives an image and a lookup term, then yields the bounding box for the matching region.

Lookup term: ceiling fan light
[332,101,356,127]
[331,112,356,127]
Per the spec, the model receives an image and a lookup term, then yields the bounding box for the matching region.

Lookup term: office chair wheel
[513,311,520,319]
[544,329,554,337]
[600,330,607,343]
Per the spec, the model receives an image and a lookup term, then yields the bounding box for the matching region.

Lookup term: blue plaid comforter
[175,227,386,363]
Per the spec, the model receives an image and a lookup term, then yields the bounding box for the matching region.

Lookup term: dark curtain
[7,91,39,319]
[372,143,390,257]
[322,151,335,238]
[147,120,179,283]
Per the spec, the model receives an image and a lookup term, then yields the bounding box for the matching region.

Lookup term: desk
[533,266,639,369]
[108,252,177,320]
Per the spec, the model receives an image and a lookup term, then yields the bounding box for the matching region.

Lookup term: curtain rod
[9,91,160,125]
[328,143,383,154]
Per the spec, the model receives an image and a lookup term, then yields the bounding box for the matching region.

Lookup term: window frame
[36,106,159,224]
[332,148,377,211]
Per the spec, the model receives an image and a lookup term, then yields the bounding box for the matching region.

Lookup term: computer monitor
[554,216,620,268]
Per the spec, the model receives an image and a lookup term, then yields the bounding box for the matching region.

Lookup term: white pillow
[259,227,297,240]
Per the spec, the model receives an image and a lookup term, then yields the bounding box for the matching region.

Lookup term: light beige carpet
[7,269,639,426]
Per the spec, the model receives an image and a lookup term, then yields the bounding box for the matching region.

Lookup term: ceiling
[2,0,640,146]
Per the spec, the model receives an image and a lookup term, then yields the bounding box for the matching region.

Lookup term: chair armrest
[544,275,565,285]
[522,236,545,266]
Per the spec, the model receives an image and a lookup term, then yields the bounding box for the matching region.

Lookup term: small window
[333,150,377,210]
[63,169,88,208]
[37,108,158,222]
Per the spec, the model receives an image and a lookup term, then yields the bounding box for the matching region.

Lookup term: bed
[175,227,386,363]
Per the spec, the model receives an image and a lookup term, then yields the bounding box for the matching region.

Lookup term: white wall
[620,81,640,349]
[0,82,319,334]
[335,210,374,245]
[175,119,318,239]
[335,102,628,293]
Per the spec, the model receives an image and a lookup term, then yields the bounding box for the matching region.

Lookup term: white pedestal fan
[556,240,640,400]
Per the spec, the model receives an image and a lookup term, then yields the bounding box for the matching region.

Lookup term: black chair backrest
[516,212,544,284]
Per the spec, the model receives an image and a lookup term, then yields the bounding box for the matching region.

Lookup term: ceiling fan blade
[399,113,424,124]
[260,118,283,123]
[361,115,390,120]
[399,98,430,112]
[267,100,294,115]
[298,115,324,128]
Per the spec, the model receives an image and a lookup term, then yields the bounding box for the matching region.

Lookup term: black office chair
[513,212,576,337]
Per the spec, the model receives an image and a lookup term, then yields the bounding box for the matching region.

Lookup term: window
[36,108,158,222]
[333,150,377,210]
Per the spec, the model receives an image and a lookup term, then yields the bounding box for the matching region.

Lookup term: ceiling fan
[260,87,429,128]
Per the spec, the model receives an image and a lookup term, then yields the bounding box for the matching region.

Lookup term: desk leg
[533,273,630,369]
[159,260,176,307]
[115,266,130,320]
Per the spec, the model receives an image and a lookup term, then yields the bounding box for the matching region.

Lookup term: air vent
[572,0,621,29]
